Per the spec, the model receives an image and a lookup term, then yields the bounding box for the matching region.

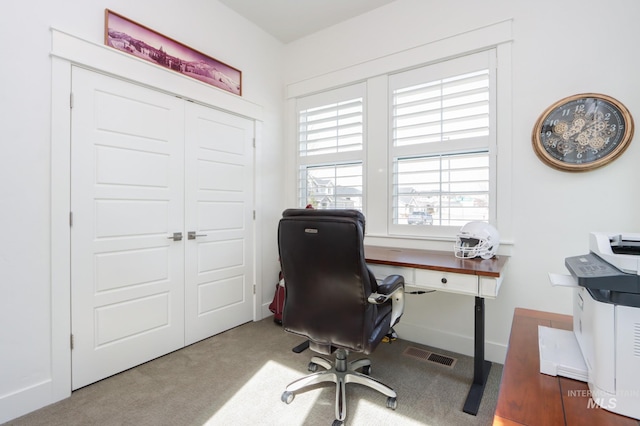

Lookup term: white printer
[562,232,640,420]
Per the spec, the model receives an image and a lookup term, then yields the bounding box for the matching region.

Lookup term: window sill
[364,233,513,256]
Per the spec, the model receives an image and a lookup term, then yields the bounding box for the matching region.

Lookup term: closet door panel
[70,67,185,390]
[184,102,254,345]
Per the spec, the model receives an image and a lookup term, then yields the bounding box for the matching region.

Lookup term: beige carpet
[5,318,501,426]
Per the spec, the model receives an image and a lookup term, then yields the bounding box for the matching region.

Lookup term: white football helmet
[454,221,500,259]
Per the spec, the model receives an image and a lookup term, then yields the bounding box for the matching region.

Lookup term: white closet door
[70,67,186,389]
[184,102,254,345]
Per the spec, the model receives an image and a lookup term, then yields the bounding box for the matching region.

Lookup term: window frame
[387,50,497,238]
[295,82,367,212]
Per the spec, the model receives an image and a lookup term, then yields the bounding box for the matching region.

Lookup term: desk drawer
[367,264,414,286]
[480,276,503,298]
[414,269,478,296]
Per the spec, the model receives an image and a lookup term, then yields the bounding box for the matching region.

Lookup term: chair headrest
[281,209,365,233]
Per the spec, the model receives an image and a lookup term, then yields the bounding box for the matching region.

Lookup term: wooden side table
[493,308,638,425]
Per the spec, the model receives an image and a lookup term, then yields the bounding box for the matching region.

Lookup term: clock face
[532,93,634,171]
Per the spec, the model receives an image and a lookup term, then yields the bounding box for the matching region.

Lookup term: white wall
[0,0,284,422]
[283,0,640,362]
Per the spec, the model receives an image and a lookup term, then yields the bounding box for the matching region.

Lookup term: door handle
[167,232,183,241]
[188,231,208,240]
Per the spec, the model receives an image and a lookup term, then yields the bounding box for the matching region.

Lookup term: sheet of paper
[538,325,587,382]
[548,272,579,288]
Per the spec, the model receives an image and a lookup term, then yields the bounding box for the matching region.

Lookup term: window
[393,152,489,227]
[287,21,512,242]
[296,83,365,210]
[300,163,363,209]
[289,43,508,242]
[389,51,495,234]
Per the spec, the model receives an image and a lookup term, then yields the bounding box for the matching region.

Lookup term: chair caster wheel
[362,365,371,375]
[308,362,318,372]
[387,396,398,410]
[281,391,294,404]
[332,420,343,426]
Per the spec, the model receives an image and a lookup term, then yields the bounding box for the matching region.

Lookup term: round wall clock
[532,93,634,172]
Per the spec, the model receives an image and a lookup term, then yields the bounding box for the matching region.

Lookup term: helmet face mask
[456,237,481,258]
[454,222,499,259]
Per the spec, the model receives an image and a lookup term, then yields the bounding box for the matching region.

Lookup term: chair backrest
[277,209,379,353]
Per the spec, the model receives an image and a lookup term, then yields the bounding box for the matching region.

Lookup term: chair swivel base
[281,348,397,425]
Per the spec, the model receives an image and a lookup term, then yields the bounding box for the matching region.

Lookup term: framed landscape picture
[104,9,242,96]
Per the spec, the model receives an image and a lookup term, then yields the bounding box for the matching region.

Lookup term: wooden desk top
[364,245,508,278]
[493,308,639,426]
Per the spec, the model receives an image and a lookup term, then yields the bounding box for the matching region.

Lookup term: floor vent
[403,346,457,368]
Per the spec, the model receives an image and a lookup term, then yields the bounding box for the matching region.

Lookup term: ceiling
[218,0,397,43]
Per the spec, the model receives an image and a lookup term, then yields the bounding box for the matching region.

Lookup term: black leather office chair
[277,209,405,425]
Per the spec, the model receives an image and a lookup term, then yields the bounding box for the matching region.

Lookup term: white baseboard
[394,321,507,364]
[260,302,273,320]
[0,379,67,424]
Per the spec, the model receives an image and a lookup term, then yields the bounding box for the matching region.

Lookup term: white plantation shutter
[392,70,490,146]
[299,98,363,156]
[389,51,495,230]
[296,83,365,210]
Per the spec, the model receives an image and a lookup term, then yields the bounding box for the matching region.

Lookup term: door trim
[50,28,262,406]
[51,28,262,120]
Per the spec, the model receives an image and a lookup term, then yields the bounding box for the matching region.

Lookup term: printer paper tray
[538,325,588,382]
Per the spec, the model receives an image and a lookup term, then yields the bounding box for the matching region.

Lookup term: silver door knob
[167,232,183,241]
[188,231,208,240]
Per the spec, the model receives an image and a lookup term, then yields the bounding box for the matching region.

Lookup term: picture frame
[104,9,242,96]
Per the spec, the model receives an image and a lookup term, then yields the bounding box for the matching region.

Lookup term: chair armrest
[368,275,404,303]
[376,274,404,296]
[367,274,405,327]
